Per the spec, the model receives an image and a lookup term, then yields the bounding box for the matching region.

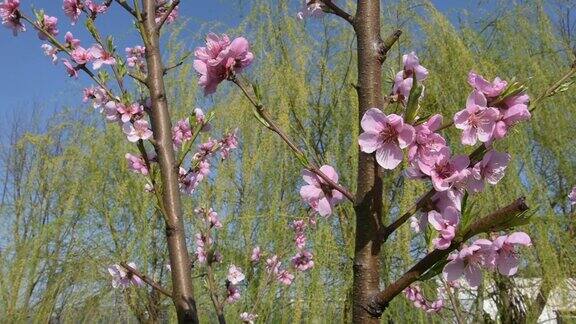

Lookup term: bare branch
[114,0,138,18]
[164,51,192,75]
[322,0,355,25]
[378,29,402,62]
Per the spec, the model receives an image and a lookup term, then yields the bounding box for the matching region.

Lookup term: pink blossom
[0,0,25,36]
[419,152,470,192]
[62,0,82,25]
[432,187,464,212]
[409,214,428,233]
[123,120,153,142]
[125,153,148,175]
[292,250,314,271]
[404,285,444,313]
[466,150,511,193]
[358,108,415,169]
[195,246,207,264]
[428,207,460,250]
[443,239,495,287]
[155,0,179,24]
[250,246,261,262]
[570,187,576,205]
[107,262,144,289]
[83,86,108,109]
[226,284,241,303]
[64,31,80,48]
[277,270,294,286]
[38,15,58,40]
[41,44,58,64]
[117,102,143,123]
[296,0,324,20]
[172,118,192,148]
[194,33,254,95]
[219,129,238,159]
[492,93,531,140]
[126,45,146,70]
[240,312,258,324]
[88,44,116,69]
[62,59,78,78]
[104,101,121,121]
[454,91,500,146]
[227,264,245,285]
[71,46,92,65]
[493,232,531,276]
[85,0,108,15]
[392,52,428,102]
[207,209,222,229]
[266,255,280,274]
[408,114,447,167]
[467,71,507,98]
[299,165,344,216]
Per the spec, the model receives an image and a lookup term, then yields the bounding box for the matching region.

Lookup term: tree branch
[156,0,180,31]
[231,76,355,203]
[321,0,355,25]
[120,262,173,298]
[114,0,138,18]
[378,29,402,62]
[366,197,529,317]
[164,51,191,75]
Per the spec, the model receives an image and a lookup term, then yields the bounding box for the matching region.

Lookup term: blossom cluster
[443,232,531,287]
[403,285,443,313]
[193,33,254,95]
[296,0,325,20]
[107,262,144,289]
[299,165,344,216]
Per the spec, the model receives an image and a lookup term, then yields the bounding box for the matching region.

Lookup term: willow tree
[1,0,575,323]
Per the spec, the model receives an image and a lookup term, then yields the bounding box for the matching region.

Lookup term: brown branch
[321,0,355,25]
[120,262,173,298]
[378,29,402,63]
[231,76,355,203]
[114,0,138,18]
[366,197,529,317]
[156,0,180,31]
[141,1,198,322]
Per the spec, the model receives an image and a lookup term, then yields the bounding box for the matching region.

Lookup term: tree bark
[142,0,198,322]
[352,0,384,322]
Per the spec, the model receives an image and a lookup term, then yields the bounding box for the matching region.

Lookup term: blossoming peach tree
[3,0,576,323]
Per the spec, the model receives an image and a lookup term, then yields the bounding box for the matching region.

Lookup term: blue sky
[0,1,469,123]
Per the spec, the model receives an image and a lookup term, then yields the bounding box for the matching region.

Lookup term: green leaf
[251,106,270,128]
[85,19,99,41]
[404,77,424,124]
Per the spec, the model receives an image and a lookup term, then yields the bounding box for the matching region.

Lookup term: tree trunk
[142,1,198,322]
[352,0,385,322]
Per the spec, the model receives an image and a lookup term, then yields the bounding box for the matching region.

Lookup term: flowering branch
[120,262,173,298]
[156,0,179,31]
[231,75,355,203]
[365,197,529,317]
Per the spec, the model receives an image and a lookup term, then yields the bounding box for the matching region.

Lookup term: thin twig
[164,51,192,75]
[120,262,173,299]
[322,0,355,25]
[114,0,138,18]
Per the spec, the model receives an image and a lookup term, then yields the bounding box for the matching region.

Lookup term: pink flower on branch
[240,312,258,324]
[125,153,148,175]
[392,52,429,102]
[64,31,80,49]
[88,44,116,70]
[408,114,447,167]
[419,152,470,192]
[358,108,415,170]
[299,165,344,216]
[493,232,531,276]
[443,239,495,287]
[467,71,507,99]
[466,150,511,193]
[250,246,261,263]
[0,0,25,36]
[428,206,460,250]
[62,59,78,78]
[277,270,295,286]
[107,262,144,289]
[37,15,58,40]
[226,284,241,304]
[194,33,254,95]
[126,45,146,70]
[123,120,153,142]
[292,250,314,271]
[85,0,108,16]
[41,44,59,64]
[172,118,192,149]
[404,285,444,313]
[454,90,500,146]
[71,46,92,65]
[62,0,82,25]
[296,0,325,20]
[155,0,179,24]
[227,264,245,285]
